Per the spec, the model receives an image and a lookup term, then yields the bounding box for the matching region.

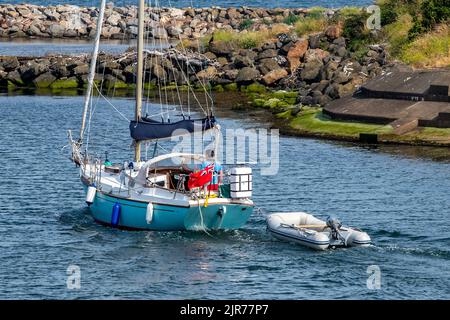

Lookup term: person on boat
[201,149,223,191]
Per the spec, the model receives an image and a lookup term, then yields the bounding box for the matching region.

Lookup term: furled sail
[129,116,216,141]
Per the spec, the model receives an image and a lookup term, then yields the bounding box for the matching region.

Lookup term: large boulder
[73,64,89,75]
[324,83,340,99]
[308,34,322,49]
[208,41,237,57]
[325,24,342,40]
[196,66,218,80]
[256,49,278,61]
[262,68,288,85]
[33,72,57,88]
[226,8,241,20]
[304,48,329,63]
[0,57,19,72]
[48,23,65,37]
[151,63,167,81]
[26,24,44,37]
[300,59,323,82]
[233,55,254,68]
[235,67,260,83]
[19,60,50,82]
[151,26,168,39]
[224,69,239,81]
[286,38,308,72]
[6,70,24,86]
[167,26,182,37]
[107,13,121,26]
[333,71,351,84]
[311,90,331,106]
[258,58,281,75]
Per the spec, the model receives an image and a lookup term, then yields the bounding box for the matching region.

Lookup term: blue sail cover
[129,116,216,141]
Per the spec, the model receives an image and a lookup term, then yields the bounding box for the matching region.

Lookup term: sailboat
[67,0,254,231]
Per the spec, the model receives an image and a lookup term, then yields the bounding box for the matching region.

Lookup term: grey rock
[6,70,23,85]
[333,71,350,84]
[258,58,280,75]
[256,49,278,61]
[262,42,277,50]
[48,23,65,37]
[235,67,260,83]
[151,26,168,39]
[234,55,253,68]
[333,37,346,47]
[19,60,48,82]
[336,46,347,58]
[33,72,57,88]
[324,83,340,99]
[26,24,43,37]
[308,34,321,49]
[0,57,19,72]
[167,26,182,37]
[209,41,237,57]
[151,63,168,81]
[73,64,89,75]
[224,69,239,80]
[300,59,323,82]
[299,95,314,105]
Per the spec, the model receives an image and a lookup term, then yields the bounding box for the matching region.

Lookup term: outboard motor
[326,216,342,241]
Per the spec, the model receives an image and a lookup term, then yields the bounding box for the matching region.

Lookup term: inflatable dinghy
[266,212,371,250]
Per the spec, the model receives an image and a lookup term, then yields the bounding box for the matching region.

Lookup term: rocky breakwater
[0,3,312,40]
[200,29,388,109]
[0,28,388,107]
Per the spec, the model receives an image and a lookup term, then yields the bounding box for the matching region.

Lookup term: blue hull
[87,189,253,231]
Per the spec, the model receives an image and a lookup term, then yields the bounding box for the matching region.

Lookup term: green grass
[307,6,327,19]
[383,14,414,57]
[283,14,301,25]
[239,31,270,49]
[295,16,328,36]
[290,108,393,137]
[406,127,450,141]
[338,6,363,17]
[238,19,255,31]
[400,25,450,68]
[210,30,236,42]
[206,29,279,50]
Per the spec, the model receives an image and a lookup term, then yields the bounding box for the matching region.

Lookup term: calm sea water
[0,0,374,9]
[0,38,174,57]
[0,93,449,299]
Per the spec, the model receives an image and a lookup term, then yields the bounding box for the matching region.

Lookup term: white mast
[79,0,106,142]
[135,0,145,162]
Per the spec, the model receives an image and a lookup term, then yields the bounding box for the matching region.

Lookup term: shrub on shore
[382,14,414,57]
[295,16,327,36]
[376,0,450,67]
[204,23,291,50]
[401,25,450,67]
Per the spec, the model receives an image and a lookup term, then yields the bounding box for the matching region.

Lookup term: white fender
[146,202,154,224]
[86,185,96,205]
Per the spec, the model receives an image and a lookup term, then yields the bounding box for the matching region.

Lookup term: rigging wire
[157,0,185,116]
[170,0,214,117]
[93,81,131,122]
